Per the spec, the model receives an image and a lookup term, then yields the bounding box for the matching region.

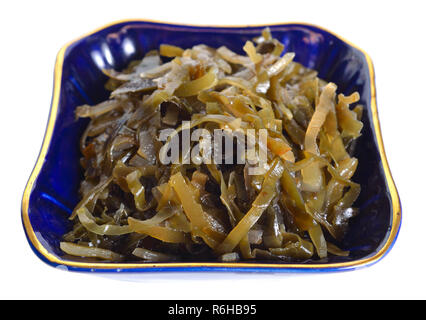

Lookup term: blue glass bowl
[22,20,401,272]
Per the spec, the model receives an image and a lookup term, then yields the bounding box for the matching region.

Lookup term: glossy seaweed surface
[23,21,400,272]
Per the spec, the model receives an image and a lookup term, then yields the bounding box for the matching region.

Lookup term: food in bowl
[60,28,364,263]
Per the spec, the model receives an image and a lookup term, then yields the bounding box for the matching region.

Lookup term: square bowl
[22,20,401,272]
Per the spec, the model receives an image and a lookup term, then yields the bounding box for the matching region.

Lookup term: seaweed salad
[61,28,364,263]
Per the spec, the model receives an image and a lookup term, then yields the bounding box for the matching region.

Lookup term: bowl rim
[21,19,402,272]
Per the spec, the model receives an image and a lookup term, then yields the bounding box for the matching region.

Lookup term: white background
[1,0,424,300]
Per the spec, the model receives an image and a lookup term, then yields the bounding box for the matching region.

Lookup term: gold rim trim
[21,19,401,271]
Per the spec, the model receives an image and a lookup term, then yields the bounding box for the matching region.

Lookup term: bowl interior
[26,22,395,267]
